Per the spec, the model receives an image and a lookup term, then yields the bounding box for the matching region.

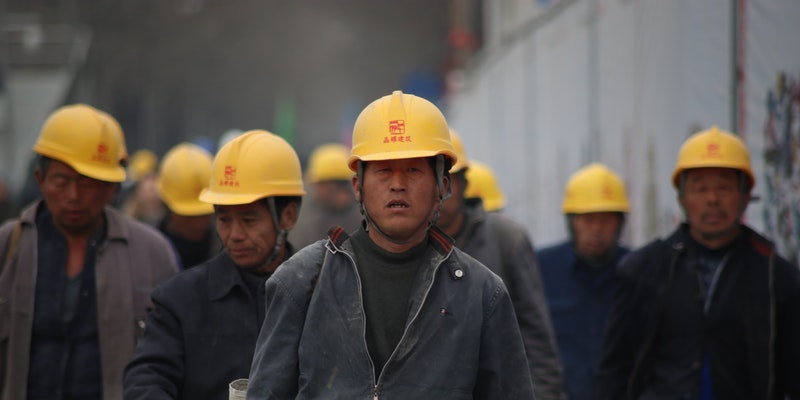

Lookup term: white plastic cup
[229,378,248,400]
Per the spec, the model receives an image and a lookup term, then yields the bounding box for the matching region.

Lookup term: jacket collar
[666,222,772,255]
[207,252,246,301]
[207,243,297,301]
[326,225,454,257]
[23,200,133,244]
[428,225,454,255]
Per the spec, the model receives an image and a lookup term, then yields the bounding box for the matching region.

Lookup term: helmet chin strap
[265,197,287,266]
[357,156,449,246]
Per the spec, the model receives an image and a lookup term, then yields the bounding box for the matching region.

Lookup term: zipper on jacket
[335,241,452,399]
[335,248,380,394]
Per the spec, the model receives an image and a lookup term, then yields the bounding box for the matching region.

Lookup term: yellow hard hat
[464,160,506,211]
[348,90,456,171]
[562,163,629,214]
[33,104,126,182]
[156,143,214,216]
[128,149,159,182]
[199,130,306,205]
[95,109,128,165]
[306,143,353,183]
[671,125,754,190]
[448,129,470,173]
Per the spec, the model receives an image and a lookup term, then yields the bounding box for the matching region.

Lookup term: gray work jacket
[0,200,179,400]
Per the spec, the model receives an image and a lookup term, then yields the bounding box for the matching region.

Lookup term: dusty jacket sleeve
[123,287,185,399]
[473,281,536,400]
[496,221,566,399]
[247,252,319,400]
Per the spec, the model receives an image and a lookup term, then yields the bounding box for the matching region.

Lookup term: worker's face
[215,200,297,272]
[679,168,748,247]
[313,181,355,212]
[571,212,622,260]
[354,158,445,250]
[36,159,116,236]
[437,171,466,232]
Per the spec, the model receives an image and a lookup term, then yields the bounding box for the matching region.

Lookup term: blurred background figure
[537,162,630,400]
[155,142,219,269]
[0,104,178,400]
[437,129,567,400]
[0,170,19,223]
[119,149,165,226]
[291,142,361,248]
[463,159,507,212]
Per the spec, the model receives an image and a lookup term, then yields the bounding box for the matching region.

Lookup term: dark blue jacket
[538,241,628,400]
[597,224,800,399]
[247,226,535,400]
[123,249,291,400]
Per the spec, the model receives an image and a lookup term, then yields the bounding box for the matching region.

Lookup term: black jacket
[597,224,800,399]
[123,248,292,400]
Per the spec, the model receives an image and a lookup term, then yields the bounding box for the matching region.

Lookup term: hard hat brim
[34,147,126,183]
[348,149,458,172]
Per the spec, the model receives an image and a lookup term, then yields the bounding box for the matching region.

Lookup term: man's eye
[51,177,68,186]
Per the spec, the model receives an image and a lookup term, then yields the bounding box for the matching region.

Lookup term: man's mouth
[387,200,409,208]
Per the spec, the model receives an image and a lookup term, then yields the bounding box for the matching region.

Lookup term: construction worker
[154,142,219,269]
[598,127,800,399]
[0,104,179,400]
[291,142,361,248]
[247,91,534,399]
[120,149,164,226]
[18,106,129,208]
[123,130,305,400]
[537,162,630,400]
[463,159,507,212]
[437,129,567,400]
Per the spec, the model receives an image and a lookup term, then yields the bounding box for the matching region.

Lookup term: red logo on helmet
[224,165,236,181]
[219,165,240,187]
[602,184,613,199]
[389,120,405,135]
[92,142,111,163]
[705,142,721,158]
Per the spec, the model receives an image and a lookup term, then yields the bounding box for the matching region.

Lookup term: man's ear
[352,176,361,202]
[280,201,299,231]
[441,174,450,199]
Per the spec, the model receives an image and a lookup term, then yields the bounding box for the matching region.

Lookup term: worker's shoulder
[448,246,506,286]
[484,211,528,234]
[272,240,328,284]
[106,206,171,247]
